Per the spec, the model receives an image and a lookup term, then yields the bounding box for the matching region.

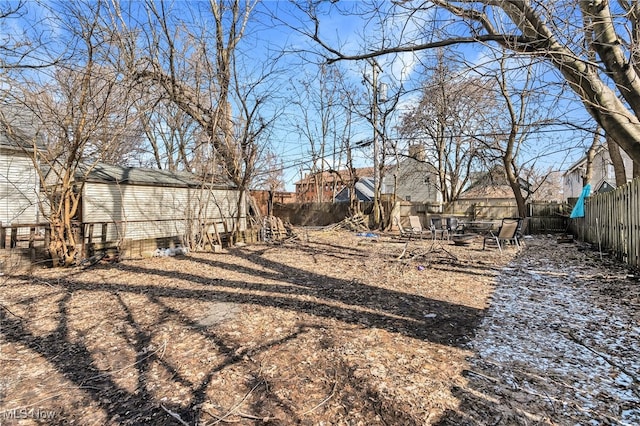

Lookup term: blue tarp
[570,183,591,218]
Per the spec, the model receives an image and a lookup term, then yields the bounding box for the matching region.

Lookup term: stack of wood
[261,216,296,242]
[323,214,369,232]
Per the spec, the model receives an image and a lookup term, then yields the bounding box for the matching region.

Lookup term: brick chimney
[408,144,426,162]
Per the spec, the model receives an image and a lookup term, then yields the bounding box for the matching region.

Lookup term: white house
[0,113,42,227]
[563,144,634,199]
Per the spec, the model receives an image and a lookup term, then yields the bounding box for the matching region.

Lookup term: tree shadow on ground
[1,241,496,424]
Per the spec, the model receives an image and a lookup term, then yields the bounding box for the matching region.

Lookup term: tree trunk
[606,136,628,187]
[583,133,600,187]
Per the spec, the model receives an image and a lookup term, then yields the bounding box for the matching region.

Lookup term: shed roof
[77,163,235,189]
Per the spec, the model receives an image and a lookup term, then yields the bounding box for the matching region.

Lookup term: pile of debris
[261,216,296,243]
[323,214,369,232]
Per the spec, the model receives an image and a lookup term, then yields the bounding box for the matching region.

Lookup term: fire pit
[451,233,475,246]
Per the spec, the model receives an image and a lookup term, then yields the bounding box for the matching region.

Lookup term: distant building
[382,145,442,204]
[295,168,375,203]
[563,145,634,199]
[250,190,296,216]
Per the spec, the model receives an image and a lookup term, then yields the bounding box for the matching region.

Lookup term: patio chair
[504,217,528,244]
[429,217,448,240]
[408,215,431,239]
[395,216,422,240]
[446,217,464,235]
[483,218,522,253]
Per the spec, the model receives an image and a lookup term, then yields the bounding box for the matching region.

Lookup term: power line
[254,124,591,185]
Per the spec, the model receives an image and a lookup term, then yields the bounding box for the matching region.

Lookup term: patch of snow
[153,246,189,257]
[469,238,640,424]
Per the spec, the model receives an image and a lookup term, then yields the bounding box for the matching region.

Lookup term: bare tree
[582,131,602,187]
[130,0,275,243]
[0,0,62,70]
[337,59,402,228]
[307,1,640,165]
[138,94,201,171]
[398,50,490,204]
[606,136,633,186]
[2,0,145,266]
[487,55,535,218]
[291,64,352,203]
[252,149,284,216]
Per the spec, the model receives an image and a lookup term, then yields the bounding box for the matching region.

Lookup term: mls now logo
[1,408,56,421]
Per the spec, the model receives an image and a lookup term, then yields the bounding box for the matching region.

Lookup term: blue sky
[248,1,594,190]
[2,0,596,192]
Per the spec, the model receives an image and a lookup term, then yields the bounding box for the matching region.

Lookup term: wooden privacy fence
[570,177,640,268]
[526,202,570,234]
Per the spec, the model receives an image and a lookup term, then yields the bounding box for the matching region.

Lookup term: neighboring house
[334,177,376,202]
[531,171,564,202]
[45,162,245,257]
[563,144,634,199]
[382,145,441,204]
[383,158,441,204]
[296,149,443,205]
[458,182,517,203]
[455,167,529,219]
[0,112,43,227]
[295,167,375,203]
[460,167,531,201]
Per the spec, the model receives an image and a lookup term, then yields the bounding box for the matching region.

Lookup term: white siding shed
[77,163,245,253]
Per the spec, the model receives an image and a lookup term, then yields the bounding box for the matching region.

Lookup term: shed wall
[81,182,244,243]
[0,149,40,225]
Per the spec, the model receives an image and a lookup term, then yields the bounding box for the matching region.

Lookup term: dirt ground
[0,229,638,425]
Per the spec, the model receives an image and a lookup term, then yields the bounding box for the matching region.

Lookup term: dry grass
[0,230,519,425]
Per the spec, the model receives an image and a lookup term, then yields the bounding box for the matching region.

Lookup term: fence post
[44,225,50,249]
[10,227,17,248]
[0,222,5,249]
[29,227,36,261]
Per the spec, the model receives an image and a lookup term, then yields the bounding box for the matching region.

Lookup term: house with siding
[383,157,441,204]
[48,162,246,258]
[563,144,634,199]
[0,112,43,227]
[379,145,441,209]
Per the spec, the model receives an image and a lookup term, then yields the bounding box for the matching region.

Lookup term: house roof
[0,105,46,152]
[295,167,389,186]
[76,162,235,189]
[334,177,376,202]
[460,166,530,200]
[459,184,515,199]
[563,144,608,176]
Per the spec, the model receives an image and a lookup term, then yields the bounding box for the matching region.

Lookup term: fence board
[570,177,640,269]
